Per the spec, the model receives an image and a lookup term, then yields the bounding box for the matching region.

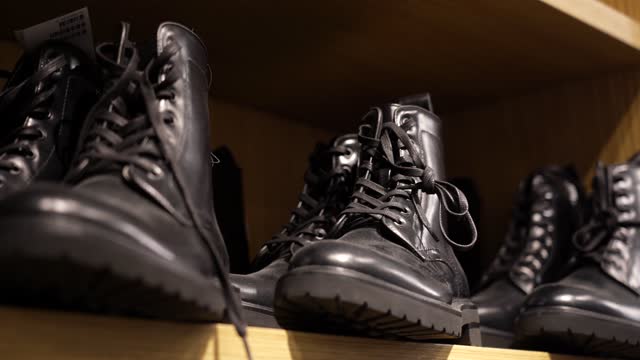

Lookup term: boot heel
[439,299,482,346]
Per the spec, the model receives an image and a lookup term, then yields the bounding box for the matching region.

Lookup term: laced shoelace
[573,172,640,256]
[337,119,477,259]
[0,56,67,178]
[510,195,554,281]
[481,201,529,281]
[65,32,251,358]
[263,146,353,253]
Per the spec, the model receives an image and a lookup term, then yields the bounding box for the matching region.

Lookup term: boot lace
[481,196,529,282]
[573,164,640,261]
[336,116,477,259]
[263,145,354,253]
[65,26,251,358]
[0,55,67,180]
[510,188,555,283]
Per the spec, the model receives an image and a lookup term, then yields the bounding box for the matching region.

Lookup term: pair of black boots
[1,18,480,346]
[0,21,248,338]
[233,95,481,344]
[474,160,640,358]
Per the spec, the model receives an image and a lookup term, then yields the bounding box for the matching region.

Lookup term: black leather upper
[0,42,99,196]
[232,134,360,308]
[473,278,527,331]
[522,156,640,320]
[524,265,640,322]
[289,99,477,305]
[0,22,223,278]
[591,161,640,293]
[473,166,583,331]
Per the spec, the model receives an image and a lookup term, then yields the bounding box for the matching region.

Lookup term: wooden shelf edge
[542,0,640,51]
[0,306,594,360]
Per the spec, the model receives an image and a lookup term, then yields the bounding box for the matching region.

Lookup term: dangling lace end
[241,332,253,360]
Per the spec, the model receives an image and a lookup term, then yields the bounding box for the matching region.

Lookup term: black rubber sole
[515,305,640,358]
[479,326,513,348]
[274,265,481,345]
[241,301,280,328]
[0,215,227,322]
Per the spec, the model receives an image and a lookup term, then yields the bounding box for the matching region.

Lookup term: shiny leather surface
[0,23,222,277]
[508,169,582,293]
[473,278,525,332]
[289,228,454,302]
[0,181,214,274]
[0,43,98,196]
[289,100,471,304]
[521,156,640,328]
[473,166,583,332]
[598,163,640,294]
[523,266,640,323]
[232,134,360,310]
[231,260,288,308]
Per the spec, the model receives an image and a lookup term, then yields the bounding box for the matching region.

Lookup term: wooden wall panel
[444,69,640,268]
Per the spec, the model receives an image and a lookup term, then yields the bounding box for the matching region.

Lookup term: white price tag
[14,7,94,59]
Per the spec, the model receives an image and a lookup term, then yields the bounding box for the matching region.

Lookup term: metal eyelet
[400,207,410,214]
[37,129,46,140]
[148,165,164,179]
[10,165,21,175]
[394,217,406,225]
[163,113,175,126]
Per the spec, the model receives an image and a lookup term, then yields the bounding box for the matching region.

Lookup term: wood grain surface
[0,306,595,360]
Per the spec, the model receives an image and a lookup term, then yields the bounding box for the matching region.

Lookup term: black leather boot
[0,23,246,337]
[274,95,480,344]
[0,42,99,196]
[231,134,360,327]
[515,157,640,358]
[472,166,584,347]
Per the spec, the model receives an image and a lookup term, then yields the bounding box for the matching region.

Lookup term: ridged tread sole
[274,266,480,345]
[515,306,640,358]
[0,215,227,322]
[0,254,225,321]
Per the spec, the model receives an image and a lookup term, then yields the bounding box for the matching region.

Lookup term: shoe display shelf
[2,0,640,359]
[0,306,595,360]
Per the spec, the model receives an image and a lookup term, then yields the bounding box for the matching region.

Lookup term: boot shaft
[508,166,584,293]
[153,23,215,223]
[579,157,640,294]
[479,166,584,293]
[252,133,360,268]
[351,98,474,253]
[0,42,99,189]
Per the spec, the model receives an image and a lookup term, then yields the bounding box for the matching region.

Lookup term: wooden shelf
[1,0,640,129]
[0,306,594,360]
